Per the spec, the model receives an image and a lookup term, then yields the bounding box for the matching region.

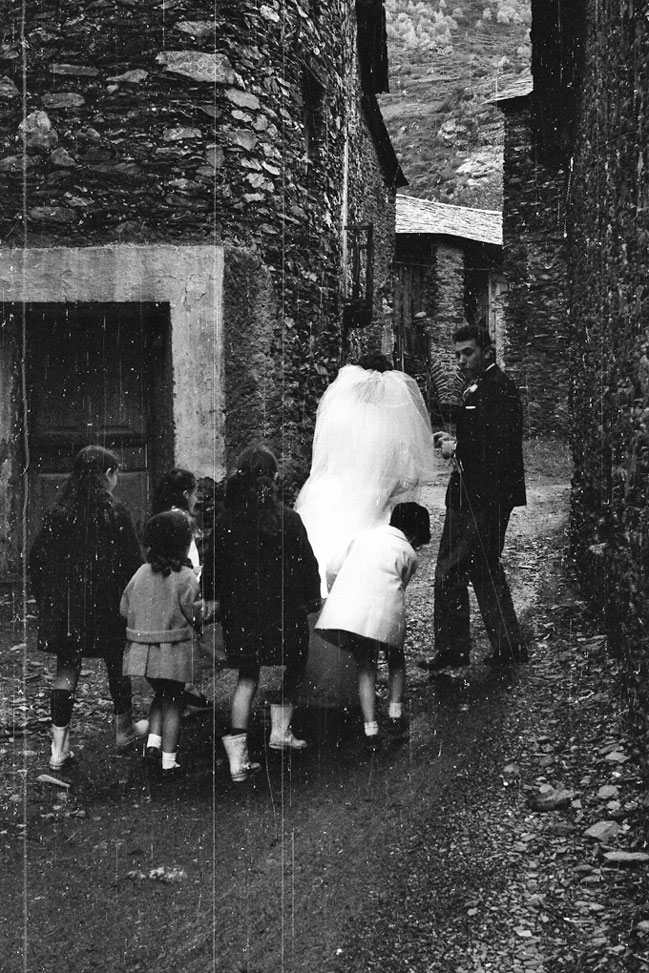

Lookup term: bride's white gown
[294,364,436,705]
[296,364,436,594]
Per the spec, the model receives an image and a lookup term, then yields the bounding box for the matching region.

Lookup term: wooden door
[26,302,172,542]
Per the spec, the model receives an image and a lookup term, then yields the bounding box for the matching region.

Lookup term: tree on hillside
[383,0,530,206]
[386,0,458,56]
[492,0,528,25]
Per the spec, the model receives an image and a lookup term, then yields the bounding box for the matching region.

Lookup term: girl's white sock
[364,721,379,737]
[162,751,179,770]
[147,734,162,750]
[388,703,403,719]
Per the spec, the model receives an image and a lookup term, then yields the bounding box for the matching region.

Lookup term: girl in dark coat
[28,445,146,769]
[202,445,321,781]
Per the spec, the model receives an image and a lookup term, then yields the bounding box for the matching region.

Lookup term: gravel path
[324,476,649,973]
[2,449,648,972]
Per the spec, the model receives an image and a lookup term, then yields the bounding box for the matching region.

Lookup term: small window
[343,223,373,328]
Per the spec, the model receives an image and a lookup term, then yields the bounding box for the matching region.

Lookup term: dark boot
[417,651,469,672]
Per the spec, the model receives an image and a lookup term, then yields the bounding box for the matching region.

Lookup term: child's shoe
[269,703,307,751]
[50,724,74,769]
[363,733,382,753]
[160,751,184,781]
[161,764,184,782]
[182,690,213,718]
[222,733,262,781]
[386,716,410,741]
[144,746,162,777]
[115,711,149,749]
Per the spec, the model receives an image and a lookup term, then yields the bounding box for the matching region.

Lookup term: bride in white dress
[295,356,436,705]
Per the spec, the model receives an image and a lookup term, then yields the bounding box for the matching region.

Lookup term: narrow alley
[2,443,647,972]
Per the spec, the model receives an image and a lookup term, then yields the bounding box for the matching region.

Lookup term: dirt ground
[1,442,648,973]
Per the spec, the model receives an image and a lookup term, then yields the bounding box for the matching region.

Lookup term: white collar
[379,524,411,543]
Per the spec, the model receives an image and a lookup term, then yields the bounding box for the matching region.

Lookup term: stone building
[528,0,649,740]
[494,75,569,439]
[393,193,503,420]
[0,0,404,579]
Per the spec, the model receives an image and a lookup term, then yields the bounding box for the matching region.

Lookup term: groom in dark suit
[419,324,528,670]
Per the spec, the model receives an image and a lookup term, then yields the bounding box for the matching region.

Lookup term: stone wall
[222,246,282,462]
[428,243,465,414]
[566,6,649,620]
[0,1,399,570]
[536,0,649,750]
[434,243,466,340]
[500,101,569,438]
[344,99,397,364]
[0,311,21,577]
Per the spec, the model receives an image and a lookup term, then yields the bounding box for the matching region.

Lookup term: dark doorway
[25,302,173,541]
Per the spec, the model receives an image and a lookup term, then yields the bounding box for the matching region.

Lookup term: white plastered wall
[0,244,225,481]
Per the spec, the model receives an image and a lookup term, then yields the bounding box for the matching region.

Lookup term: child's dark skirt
[38,633,125,666]
[317,629,403,668]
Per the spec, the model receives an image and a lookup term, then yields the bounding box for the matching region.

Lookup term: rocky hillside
[381,0,531,209]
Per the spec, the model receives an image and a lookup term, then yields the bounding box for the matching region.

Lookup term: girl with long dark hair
[28,445,146,769]
[151,468,201,572]
[202,445,321,781]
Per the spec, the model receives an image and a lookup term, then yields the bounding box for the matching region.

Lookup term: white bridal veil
[295,364,436,593]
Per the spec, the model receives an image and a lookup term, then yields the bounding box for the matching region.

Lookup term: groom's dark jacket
[446,363,526,512]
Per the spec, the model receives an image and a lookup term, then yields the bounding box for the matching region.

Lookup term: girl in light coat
[121,510,201,778]
[151,467,212,714]
[316,502,430,750]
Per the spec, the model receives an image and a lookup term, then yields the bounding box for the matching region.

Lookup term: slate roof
[491,74,534,104]
[396,194,502,246]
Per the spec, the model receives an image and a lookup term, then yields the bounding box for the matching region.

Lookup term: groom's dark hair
[452,323,493,350]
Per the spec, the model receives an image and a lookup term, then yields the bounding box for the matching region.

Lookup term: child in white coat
[316,502,430,750]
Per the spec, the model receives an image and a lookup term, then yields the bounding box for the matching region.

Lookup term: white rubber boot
[50,724,73,770]
[222,733,261,782]
[115,711,149,749]
[269,704,307,751]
